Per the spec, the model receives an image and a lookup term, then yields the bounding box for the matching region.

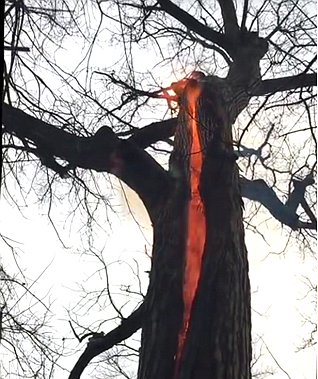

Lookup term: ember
[174,80,206,376]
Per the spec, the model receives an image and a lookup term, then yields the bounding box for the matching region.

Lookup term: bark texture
[138,78,251,379]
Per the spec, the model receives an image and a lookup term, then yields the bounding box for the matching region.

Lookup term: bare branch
[241,0,249,30]
[69,304,145,379]
[156,0,231,51]
[128,118,177,148]
[240,176,316,230]
[216,0,240,36]
[3,46,30,52]
[252,73,317,96]
[2,103,171,222]
[301,198,317,228]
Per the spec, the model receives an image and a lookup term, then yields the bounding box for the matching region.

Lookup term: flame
[175,83,206,375]
[160,80,189,110]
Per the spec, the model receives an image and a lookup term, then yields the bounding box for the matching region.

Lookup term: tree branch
[240,0,249,30]
[240,176,316,230]
[128,118,177,148]
[157,0,231,51]
[252,73,317,96]
[68,304,145,379]
[216,0,240,36]
[285,174,314,213]
[2,103,172,222]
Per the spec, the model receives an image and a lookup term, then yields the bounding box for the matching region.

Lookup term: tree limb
[2,103,171,222]
[252,72,317,96]
[128,118,177,148]
[240,0,249,30]
[157,0,231,51]
[216,0,240,36]
[240,176,316,230]
[285,174,314,213]
[68,304,145,379]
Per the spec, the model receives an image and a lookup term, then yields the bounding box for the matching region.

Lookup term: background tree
[1,1,316,379]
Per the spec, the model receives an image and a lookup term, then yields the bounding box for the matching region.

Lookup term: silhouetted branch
[2,103,171,222]
[240,176,316,230]
[252,73,317,96]
[128,118,177,148]
[69,304,145,379]
[240,0,249,30]
[157,0,231,51]
[217,0,240,36]
[3,46,30,52]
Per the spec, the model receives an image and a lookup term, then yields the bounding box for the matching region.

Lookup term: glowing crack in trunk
[175,83,206,376]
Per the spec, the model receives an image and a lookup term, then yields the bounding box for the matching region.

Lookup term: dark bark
[217,0,240,36]
[137,188,187,378]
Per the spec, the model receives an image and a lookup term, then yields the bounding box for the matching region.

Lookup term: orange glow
[175,83,206,375]
[161,79,190,110]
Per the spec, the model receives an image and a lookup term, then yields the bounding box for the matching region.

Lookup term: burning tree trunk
[138,76,251,379]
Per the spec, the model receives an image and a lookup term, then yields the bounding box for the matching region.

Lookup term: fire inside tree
[137,74,250,379]
[173,78,206,376]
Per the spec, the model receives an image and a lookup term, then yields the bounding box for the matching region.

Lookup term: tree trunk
[138,79,251,379]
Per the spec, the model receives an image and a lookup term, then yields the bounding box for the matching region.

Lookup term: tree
[2,1,316,379]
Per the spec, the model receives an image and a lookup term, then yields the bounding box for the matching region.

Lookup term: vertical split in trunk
[138,78,251,379]
[174,82,206,376]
